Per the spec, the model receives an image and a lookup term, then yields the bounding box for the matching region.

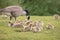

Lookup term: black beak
[24,10,30,20]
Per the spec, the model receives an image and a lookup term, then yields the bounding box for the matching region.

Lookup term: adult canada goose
[0,6,30,22]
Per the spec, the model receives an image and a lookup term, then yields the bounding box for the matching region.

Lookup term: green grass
[0,16,60,40]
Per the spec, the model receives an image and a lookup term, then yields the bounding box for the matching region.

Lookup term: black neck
[24,10,30,20]
[24,10,29,16]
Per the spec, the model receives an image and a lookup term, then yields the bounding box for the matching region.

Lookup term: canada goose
[53,14,59,21]
[46,23,54,29]
[0,6,30,22]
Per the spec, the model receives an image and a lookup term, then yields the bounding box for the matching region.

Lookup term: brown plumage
[12,20,24,28]
[31,21,44,32]
[8,20,24,28]
[23,23,32,32]
[53,14,59,21]
[0,5,30,22]
[46,23,54,29]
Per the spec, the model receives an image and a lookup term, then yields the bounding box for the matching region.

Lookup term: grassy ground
[0,16,60,40]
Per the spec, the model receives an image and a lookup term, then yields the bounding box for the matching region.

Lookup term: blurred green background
[0,0,60,16]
